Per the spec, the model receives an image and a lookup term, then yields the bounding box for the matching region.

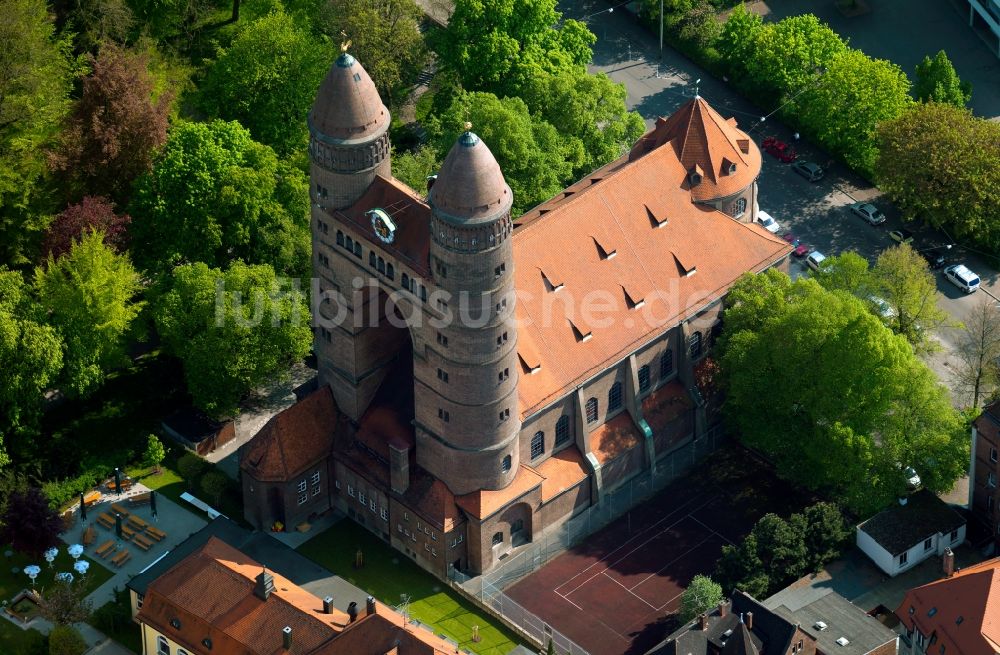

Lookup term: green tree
[200,470,229,505]
[872,244,948,351]
[875,103,1000,250]
[955,298,1000,409]
[676,0,722,50]
[751,513,809,582]
[199,11,332,156]
[717,4,764,80]
[431,0,594,100]
[714,534,769,597]
[523,69,645,178]
[914,50,971,107]
[34,232,143,397]
[720,272,966,515]
[143,434,166,473]
[130,120,310,275]
[154,261,313,417]
[802,502,850,570]
[811,251,871,297]
[48,624,87,655]
[679,574,724,621]
[428,91,581,215]
[749,15,845,97]
[177,452,209,488]
[318,0,430,111]
[0,269,63,466]
[392,145,441,195]
[39,578,92,626]
[0,0,76,267]
[796,48,912,177]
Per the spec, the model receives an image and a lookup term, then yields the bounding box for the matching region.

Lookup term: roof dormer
[689,164,704,187]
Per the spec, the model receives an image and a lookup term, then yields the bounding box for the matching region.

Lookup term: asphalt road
[565,0,996,405]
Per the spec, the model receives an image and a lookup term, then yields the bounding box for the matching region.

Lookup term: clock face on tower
[367,208,397,244]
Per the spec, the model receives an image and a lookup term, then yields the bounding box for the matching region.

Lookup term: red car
[793,243,811,258]
[782,232,797,244]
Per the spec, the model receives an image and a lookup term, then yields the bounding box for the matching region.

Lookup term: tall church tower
[414,128,521,495]
[308,50,395,420]
[308,48,391,210]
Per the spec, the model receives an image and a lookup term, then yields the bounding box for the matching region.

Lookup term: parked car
[850,202,886,225]
[943,264,981,293]
[791,161,824,182]
[757,210,780,234]
[867,295,896,320]
[922,249,948,270]
[793,243,811,258]
[889,229,915,244]
[806,251,827,271]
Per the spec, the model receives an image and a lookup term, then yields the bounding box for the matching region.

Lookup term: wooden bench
[81,526,96,546]
[107,479,133,493]
[127,515,147,531]
[95,540,115,558]
[96,513,115,530]
[128,492,151,506]
[145,526,166,542]
[110,503,129,517]
[132,533,153,551]
[122,524,137,539]
[83,490,102,507]
[111,549,130,568]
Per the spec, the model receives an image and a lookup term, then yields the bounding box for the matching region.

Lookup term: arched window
[178,651,189,655]
[402,273,410,290]
[336,230,344,247]
[369,251,376,268]
[660,349,674,380]
[157,636,170,655]
[732,197,747,218]
[688,332,703,359]
[492,531,503,546]
[346,235,354,252]
[530,432,544,460]
[386,262,394,279]
[353,242,361,258]
[555,415,570,445]
[377,257,385,274]
[608,383,622,412]
[638,365,651,393]
[501,455,512,472]
[585,397,598,424]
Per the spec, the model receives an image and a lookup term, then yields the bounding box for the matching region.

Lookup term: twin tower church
[239,48,792,577]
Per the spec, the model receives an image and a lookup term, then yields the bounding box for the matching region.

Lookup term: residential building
[126,518,462,655]
[895,552,1000,655]
[241,49,791,579]
[963,0,1000,57]
[971,401,1000,551]
[763,587,899,655]
[856,490,966,577]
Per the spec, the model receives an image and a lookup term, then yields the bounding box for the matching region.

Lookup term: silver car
[850,202,886,225]
[791,161,824,182]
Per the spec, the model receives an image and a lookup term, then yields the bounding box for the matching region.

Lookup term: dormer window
[540,267,563,292]
[688,165,704,186]
[570,320,592,342]
[592,236,617,260]
[723,158,737,175]
[623,286,644,309]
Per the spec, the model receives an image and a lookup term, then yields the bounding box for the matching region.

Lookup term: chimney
[718,600,730,618]
[943,547,955,578]
[282,626,292,650]
[746,612,754,630]
[323,596,334,614]
[698,614,708,631]
[366,595,376,616]
[347,601,358,623]
[389,443,410,495]
[254,569,274,600]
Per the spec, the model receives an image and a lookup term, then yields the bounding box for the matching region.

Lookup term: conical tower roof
[309,51,389,142]
[429,129,512,225]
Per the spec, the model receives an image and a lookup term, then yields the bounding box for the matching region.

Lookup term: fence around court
[450,426,728,655]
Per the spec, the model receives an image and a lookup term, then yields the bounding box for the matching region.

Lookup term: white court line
[625,534,716,600]
[555,497,717,598]
[601,570,659,610]
[554,589,585,611]
[689,514,737,546]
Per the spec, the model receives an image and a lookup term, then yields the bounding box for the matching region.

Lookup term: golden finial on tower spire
[463,121,472,131]
[340,31,351,52]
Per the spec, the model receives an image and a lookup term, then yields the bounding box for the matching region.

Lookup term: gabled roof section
[627,97,762,201]
[857,490,966,556]
[896,556,1000,655]
[240,387,338,482]
[455,465,543,519]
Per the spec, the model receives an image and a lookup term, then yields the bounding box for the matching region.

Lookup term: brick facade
[971,404,1000,548]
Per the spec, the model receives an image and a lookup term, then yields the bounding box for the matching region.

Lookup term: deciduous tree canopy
[43,196,131,260]
[914,50,971,107]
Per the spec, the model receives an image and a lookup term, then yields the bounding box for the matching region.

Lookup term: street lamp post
[659,0,664,56]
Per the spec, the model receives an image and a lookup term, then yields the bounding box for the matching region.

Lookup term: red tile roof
[896,556,1000,655]
[535,446,590,503]
[641,381,694,436]
[428,131,512,225]
[588,413,643,466]
[455,465,544,520]
[309,52,389,141]
[240,387,338,482]
[511,140,789,418]
[628,97,762,202]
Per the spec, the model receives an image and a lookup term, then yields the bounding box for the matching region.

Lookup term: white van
[757,210,780,234]
[944,264,980,293]
[806,251,827,271]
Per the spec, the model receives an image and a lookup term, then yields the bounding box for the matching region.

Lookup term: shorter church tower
[414,127,521,496]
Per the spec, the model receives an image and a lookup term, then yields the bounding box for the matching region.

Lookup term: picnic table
[96,513,115,530]
[95,540,115,558]
[110,503,129,517]
[111,549,130,568]
[133,533,154,551]
[127,515,147,531]
[145,526,166,542]
[81,525,96,546]
[82,490,102,507]
[122,524,137,539]
[129,491,151,506]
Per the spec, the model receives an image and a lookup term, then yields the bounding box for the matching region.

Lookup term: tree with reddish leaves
[42,196,130,259]
[50,44,172,203]
[0,487,62,557]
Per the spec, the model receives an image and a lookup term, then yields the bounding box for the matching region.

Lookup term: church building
[240,49,791,578]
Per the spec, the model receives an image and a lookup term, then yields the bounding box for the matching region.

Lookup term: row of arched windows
[334,230,363,260]
[157,636,189,655]
[585,349,680,424]
[368,251,395,280]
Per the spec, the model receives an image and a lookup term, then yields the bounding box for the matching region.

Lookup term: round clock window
[367,208,397,244]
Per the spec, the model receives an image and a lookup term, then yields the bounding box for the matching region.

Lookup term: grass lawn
[93,590,143,655]
[0,619,46,654]
[298,520,524,655]
[0,546,113,601]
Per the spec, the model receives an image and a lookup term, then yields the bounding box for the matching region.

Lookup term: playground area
[506,447,815,655]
